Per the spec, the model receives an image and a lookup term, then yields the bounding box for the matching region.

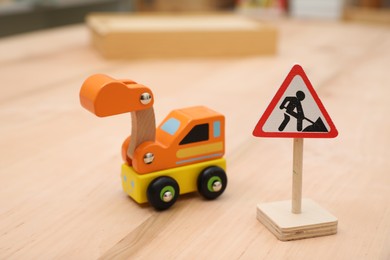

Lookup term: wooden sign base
[257,199,337,241]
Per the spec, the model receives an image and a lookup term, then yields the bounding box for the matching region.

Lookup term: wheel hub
[212,181,222,192]
[162,191,173,202]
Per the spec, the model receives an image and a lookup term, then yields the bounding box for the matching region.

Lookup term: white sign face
[253,65,338,138]
[262,75,330,133]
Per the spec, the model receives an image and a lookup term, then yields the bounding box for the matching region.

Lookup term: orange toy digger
[80,74,227,210]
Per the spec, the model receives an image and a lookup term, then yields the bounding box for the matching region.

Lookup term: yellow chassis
[121,158,226,204]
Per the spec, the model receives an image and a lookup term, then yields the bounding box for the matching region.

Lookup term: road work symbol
[278,91,328,132]
[253,64,338,138]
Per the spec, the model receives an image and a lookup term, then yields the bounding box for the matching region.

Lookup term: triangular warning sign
[253,64,338,138]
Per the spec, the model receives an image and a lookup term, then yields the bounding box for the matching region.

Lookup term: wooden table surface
[1,18,389,259]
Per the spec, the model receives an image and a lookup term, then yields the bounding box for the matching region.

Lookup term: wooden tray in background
[86,13,277,59]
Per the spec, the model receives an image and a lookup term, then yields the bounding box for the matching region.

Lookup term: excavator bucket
[79,74,154,117]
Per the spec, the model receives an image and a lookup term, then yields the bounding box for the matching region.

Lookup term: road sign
[253,64,338,138]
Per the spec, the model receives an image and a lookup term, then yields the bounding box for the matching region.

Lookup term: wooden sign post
[253,64,338,241]
[292,138,303,214]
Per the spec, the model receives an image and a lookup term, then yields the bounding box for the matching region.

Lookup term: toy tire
[147,176,180,211]
[197,166,227,200]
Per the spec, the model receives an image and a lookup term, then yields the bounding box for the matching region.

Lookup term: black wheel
[147,176,179,211]
[197,166,227,200]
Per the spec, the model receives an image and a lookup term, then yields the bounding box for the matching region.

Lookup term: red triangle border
[253,64,338,138]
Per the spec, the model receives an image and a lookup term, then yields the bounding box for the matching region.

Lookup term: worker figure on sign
[278,91,306,132]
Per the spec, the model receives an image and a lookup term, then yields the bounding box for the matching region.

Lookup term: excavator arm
[79,74,156,159]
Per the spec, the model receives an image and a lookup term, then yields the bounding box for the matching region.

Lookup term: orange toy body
[124,106,225,174]
[80,74,227,210]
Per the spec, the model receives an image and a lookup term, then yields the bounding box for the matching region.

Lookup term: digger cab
[128,106,225,174]
[158,106,225,163]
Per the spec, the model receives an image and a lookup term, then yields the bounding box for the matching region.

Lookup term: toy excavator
[80,74,227,210]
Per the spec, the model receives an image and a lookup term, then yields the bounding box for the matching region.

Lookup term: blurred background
[1,0,390,258]
[0,0,389,37]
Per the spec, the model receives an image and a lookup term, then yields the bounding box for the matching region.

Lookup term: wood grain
[128,108,156,158]
[292,138,303,214]
[0,18,390,259]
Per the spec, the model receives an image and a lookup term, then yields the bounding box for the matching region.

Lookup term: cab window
[161,118,180,135]
[213,121,221,138]
[179,124,209,145]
